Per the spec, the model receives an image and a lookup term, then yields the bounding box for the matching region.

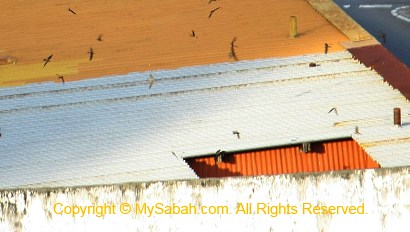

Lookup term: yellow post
[290,16,298,38]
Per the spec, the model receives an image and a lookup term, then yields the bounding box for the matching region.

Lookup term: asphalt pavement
[334,0,410,68]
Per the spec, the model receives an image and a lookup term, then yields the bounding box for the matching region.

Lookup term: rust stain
[360,137,410,148]
[186,139,380,178]
[0,0,349,87]
[333,117,388,127]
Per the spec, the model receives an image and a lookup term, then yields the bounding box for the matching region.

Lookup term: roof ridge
[0,52,354,96]
[0,69,378,116]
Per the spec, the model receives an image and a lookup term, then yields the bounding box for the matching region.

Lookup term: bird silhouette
[354,126,361,135]
[378,32,386,44]
[190,30,198,38]
[232,130,240,139]
[328,107,338,115]
[324,43,331,54]
[231,37,238,48]
[229,47,239,61]
[97,34,103,41]
[68,8,77,15]
[172,152,178,159]
[228,37,239,61]
[87,48,94,61]
[147,73,155,89]
[209,0,217,4]
[208,7,220,19]
[43,54,53,67]
[215,149,226,163]
[56,74,65,84]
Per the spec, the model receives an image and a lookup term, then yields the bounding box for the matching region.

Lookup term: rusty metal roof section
[348,44,410,100]
[306,0,374,41]
[1,51,410,188]
[186,139,380,178]
[0,0,350,87]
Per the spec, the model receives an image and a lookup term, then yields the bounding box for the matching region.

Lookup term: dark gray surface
[334,0,410,67]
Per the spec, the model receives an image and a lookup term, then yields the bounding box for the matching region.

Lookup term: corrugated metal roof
[187,139,380,178]
[0,0,350,87]
[348,44,410,99]
[1,51,409,189]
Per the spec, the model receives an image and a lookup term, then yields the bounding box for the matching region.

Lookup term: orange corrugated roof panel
[0,0,349,87]
[186,139,380,178]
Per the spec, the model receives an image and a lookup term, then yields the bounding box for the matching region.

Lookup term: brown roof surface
[0,0,351,87]
[348,44,410,100]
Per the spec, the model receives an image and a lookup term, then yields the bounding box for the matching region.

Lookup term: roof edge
[348,44,410,100]
[306,0,375,42]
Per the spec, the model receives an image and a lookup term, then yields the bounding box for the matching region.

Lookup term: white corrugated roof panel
[1,51,410,189]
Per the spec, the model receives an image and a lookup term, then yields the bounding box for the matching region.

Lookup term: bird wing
[209,7,220,18]
[328,107,338,115]
[88,49,94,60]
[231,37,237,46]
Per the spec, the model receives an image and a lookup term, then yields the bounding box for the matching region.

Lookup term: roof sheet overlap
[1,51,410,189]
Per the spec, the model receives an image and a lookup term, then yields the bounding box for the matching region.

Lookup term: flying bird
[228,37,239,61]
[231,37,238,48]
[378,32,386,44]
[87,48,94,61]
[215,149,226,163]
[208,7,220,19]
[190,30,198,38]
[43,54,53,67]
[324,43,331,54]
[209,0,217,3]
[56,74,65,84]
[228,47,239,61]
[68,8,77,15]
[172,152,178,159]
[147,73,155,89]
[232,130,240,139]
[328,107,338,116]
[354,126,361,135]
[97,34,103,41]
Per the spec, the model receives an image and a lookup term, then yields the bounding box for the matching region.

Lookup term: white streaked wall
[1,167,410,232]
